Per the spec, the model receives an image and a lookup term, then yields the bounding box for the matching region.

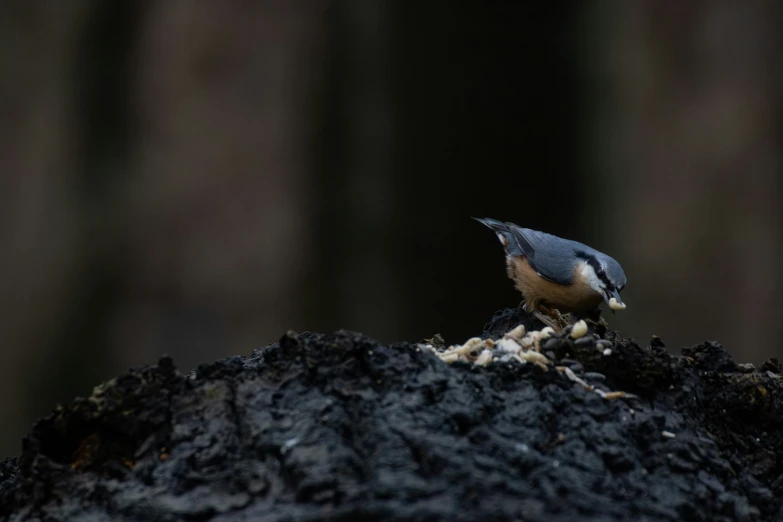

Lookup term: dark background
[1,1,781,457]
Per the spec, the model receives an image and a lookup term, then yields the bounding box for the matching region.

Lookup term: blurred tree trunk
[387,3,586,343]
[311,0,401,340]
[591,1,783,360]
[313,2,586,344]
[0,0,92,456]
[126,0,326,369]
[0,0,327,457]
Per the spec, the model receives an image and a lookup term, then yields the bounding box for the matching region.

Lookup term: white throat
[579,262,605,295]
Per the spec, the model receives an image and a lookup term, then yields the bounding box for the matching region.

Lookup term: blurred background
[1,1,781,456]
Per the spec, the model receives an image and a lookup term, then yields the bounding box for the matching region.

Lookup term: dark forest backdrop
[1,1,781,457]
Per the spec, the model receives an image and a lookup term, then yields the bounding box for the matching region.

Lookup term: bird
[473,217,627,330]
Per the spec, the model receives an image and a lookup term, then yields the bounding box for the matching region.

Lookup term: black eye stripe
[575,250,613,287]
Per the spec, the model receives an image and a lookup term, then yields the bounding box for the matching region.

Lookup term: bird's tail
[472,217,524,257]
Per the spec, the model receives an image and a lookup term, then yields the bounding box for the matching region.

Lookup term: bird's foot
[532,310,559,331]
[536,305,570,333]
[554,309,572,330]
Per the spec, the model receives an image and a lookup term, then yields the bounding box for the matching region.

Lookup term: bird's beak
[605,288,625,314]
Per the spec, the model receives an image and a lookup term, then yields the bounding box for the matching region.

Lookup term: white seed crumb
[440,353,459,363]
[519,333,535,350]
[539,327,556,339]
[495,338,522,354]
[563,366,592,390]
[520,330,548,352]
[459,337,484,354]
[570,320,588,339]
[508,353,527,365]
[520,350,549,365]
[609,297,626,311]
[484,338,496,348]
[602,348,613,356]
[661,431,676,439]
[506,324,526,340]
[498,353,526,365]
[475,350,493,366]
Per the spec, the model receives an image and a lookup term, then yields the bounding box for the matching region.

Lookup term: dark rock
[651,335,666,348]
[682,341,738,373]
[1,308,782,522]
[761,358,781,374]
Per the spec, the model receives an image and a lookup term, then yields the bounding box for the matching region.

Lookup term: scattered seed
[583,372,606,381]
[459,337,484,354]
[575,337,594,346]
[495,338,522,354]
[475,350,493,366]
[506,324,526,340]
[570,320,588,339]
[440,353,459,363]
[661,431,676,439]
[504,353,526,365]
[603,348,613,356]
[563,366,592,391]
[520,350,549,365]
[465,349,481,361]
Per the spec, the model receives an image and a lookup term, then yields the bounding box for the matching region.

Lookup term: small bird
[474,217,626,329]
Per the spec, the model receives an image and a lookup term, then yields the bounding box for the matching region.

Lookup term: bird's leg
[553,309,572,329]
[532,310,559,331]
[535,304,564,332]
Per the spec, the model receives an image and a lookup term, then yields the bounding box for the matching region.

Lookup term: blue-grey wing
[506,224,579,286]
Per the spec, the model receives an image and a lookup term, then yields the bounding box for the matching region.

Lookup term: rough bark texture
[1,310,782,522]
